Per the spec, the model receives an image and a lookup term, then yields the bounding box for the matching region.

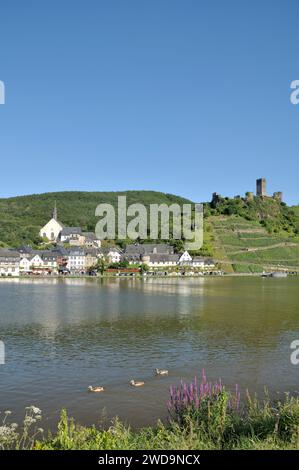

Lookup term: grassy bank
[1,373,299,450]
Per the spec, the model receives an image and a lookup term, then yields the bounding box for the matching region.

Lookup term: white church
[39,204,64,241]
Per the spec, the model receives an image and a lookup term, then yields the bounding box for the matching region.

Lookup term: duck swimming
[155,368,168,376]
[130,380,145,387]
[88,386,105,392]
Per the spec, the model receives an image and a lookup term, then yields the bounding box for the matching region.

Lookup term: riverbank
[2,383,299,450]
[1,272,297,281]
[36,408,299,450]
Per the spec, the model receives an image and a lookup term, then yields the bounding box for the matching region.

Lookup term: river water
[0,277,298,429]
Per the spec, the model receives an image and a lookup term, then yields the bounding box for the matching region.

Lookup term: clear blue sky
[0,0,298,204]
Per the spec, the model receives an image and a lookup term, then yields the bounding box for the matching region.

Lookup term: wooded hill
[0,190,298,272]
[0,191,191,247]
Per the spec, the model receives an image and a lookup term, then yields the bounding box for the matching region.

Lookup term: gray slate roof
[61,227,82,236]
[18,245,34,254]
[0,249,20,259]
[41,253,58,261]
[103,246,122,254]
[148,254,180,263]
[85,248,99,256]
[125,243,174,255]
[82,232,97,240]
[53,246,68,256]
[67,248,85,256]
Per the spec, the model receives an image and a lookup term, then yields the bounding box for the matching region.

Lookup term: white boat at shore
[261,272,288,278]
[270,272,288,278]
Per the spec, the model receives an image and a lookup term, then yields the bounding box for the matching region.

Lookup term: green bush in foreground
[35,393,299,450]
[1,374,299,450]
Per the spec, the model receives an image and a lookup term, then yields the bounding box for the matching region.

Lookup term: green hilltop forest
[0,191,192,247]
[0,190,298,272]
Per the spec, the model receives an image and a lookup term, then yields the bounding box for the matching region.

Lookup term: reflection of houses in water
[138,277,206,297]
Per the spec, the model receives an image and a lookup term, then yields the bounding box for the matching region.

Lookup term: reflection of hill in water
[2,277,298,352]
[1,277,299,428]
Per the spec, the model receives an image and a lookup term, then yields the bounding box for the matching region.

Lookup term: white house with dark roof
[19,257,31,273]
[28,253,43,268]
[60,227,82,243]
[0,250,20,276]
[146,254,180,267]
[103,247,122,264]
[42,253,58,273]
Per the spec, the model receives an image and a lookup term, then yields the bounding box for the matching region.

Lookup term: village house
[178,251,193,264]
[66,248,86,273]
[0,250,20,277]
[191,257,205,268]
[28,253,44,270]
[19,257,31,273]
[103,247,122,264]
[204,259,216,269]
[82,232,101,248]
[85,248,99,271]
[53,246,69,271]
[41,253,58,273]
[60,227,83,245]
[125,243,174,257]
[124,243,175,263]
[18,245,34,258]
[144,254,180,267]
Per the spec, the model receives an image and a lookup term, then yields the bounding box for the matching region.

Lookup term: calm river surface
[0,277,298,429]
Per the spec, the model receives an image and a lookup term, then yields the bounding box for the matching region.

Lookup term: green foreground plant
[1,385,299,450]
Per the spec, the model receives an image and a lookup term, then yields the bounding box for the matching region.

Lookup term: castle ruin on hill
[211,178,283,207]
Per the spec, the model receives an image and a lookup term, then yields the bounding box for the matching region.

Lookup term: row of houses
[123,244,216,269]
[0,243,216,277]
[0,245,123,277]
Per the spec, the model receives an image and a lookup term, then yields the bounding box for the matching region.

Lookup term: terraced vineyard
[210,215,299,273]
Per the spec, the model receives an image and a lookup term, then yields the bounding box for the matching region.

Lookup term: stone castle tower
[256,178,283,201]
[256,178,267,197]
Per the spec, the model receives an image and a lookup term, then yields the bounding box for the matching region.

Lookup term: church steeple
[52,201,57,221]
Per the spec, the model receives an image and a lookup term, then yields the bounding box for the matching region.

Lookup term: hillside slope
[0,191,192,247]
[206,199,299,272]
[0,191,298,273]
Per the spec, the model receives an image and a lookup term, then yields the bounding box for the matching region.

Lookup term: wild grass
[1,373,299,450]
